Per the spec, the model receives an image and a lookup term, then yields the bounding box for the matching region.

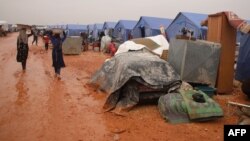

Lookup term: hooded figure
[16,28,32,71]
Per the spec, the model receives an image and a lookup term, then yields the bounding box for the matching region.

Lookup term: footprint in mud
[14,71,24,78]
[44,70,51,77]
[64,93,71,98]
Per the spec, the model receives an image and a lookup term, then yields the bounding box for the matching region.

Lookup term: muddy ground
[0,33,249,141]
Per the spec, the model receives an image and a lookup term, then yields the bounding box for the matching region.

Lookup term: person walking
[43,34,50,51]
[49,30,67,80]
[16,27,32,71]
[32,28,39,46]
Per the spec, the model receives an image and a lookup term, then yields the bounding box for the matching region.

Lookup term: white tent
[0,21,8,31]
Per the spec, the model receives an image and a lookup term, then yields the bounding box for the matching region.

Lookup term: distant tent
[103,22,117,31]
[93,23,104,40]
[132,16,173,38]
[166,12,208,41]
[87,24,94,35]
[235,21,250,81]
[66,24,87,36]
[60,24,67,30]
[103,21,117,36]
[47,24,67,30]
[113,20,137,42]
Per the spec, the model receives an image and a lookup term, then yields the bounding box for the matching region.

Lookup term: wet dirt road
[0,33,249,141]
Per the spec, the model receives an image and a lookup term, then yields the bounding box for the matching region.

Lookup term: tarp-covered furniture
[90,49,181,111]
[168,38,221,87]
[62,36,82,55]
[166,12,208,41]
[113,20,137,43]
[132,16,172,38]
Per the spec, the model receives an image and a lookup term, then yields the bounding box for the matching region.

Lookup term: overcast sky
[0,0,249,25]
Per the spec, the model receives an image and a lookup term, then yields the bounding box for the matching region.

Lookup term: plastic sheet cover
[90,50,181,111]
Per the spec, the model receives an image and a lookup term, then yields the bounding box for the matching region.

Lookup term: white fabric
[115,35,169,56]
[101,35,111,51]
[115,41,145,55]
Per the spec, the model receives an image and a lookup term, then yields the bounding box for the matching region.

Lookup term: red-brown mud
[0,33,249,141]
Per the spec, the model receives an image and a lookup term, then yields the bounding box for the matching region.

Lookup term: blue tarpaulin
[113,20,137,42]
[132,16,173,38]
[103,22,117,30]
[236,20,250,43]
[236,33,250,81]
[166,12,208,41]
[87,24,94,35]
[67,24,87,36]
[103,22,117,36]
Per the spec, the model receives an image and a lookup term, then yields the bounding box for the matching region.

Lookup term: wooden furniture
[206,13,237,94]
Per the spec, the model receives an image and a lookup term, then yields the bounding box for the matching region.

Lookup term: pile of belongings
[90,35,181,112]
[158,82,224,123]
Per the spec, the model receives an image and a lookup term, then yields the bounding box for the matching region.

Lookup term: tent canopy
[115,20,137,30]
[166,12,208,41]
[94,23,104,30]
[66,24,87,36]
[134,16,173,30]
[113,20,137,42]
[103,22,117,30]
[67,24,87,30]
[236,33,250,81]
[87,24,94,33]
[47,24,67,29]
[92,23,104,40]
[133,16,173,38]
[0,20,7,25]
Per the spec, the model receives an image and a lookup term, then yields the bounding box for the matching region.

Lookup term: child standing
[43,34,50,51]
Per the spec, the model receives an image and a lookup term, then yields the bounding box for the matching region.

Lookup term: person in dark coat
[49,30,67,80]
[32,28,39,46]
[16,28,32,71]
